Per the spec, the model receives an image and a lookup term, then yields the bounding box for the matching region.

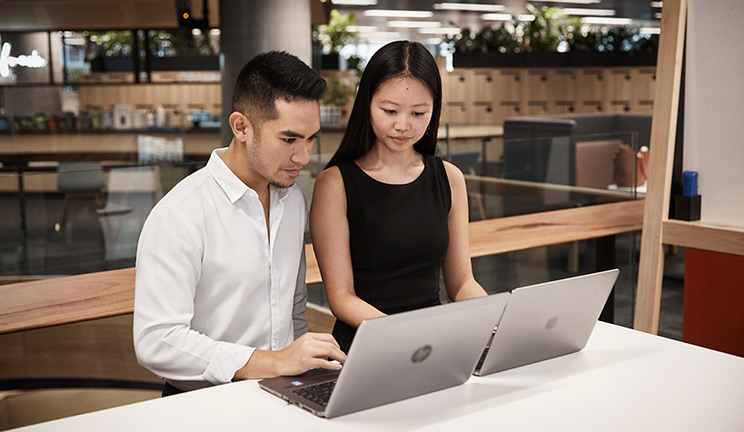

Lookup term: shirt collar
[207,148,292,204]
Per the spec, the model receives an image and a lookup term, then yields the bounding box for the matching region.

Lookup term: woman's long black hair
[325,40,442,168]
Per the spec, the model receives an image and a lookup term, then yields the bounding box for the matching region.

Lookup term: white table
[13,322,744,431]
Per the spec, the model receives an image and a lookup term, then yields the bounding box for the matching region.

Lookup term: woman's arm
[441,161,488,301]
[310,166,386,328]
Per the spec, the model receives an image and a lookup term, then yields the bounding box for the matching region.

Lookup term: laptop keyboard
[292,380,337,407]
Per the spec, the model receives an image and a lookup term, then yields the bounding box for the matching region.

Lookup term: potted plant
[447,3,658,68]
[320,75,355,127]
[85,31,134,72]
[315,10,358,70]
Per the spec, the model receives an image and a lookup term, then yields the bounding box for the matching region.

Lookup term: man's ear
[229,112,254,144]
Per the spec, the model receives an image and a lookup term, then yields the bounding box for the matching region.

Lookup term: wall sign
[0,42,48,78]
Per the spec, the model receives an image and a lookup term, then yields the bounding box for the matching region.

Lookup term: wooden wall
[442,66,656,125]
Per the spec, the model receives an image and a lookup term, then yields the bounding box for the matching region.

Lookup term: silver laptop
[259,292,510,418]
[474,269,619,376]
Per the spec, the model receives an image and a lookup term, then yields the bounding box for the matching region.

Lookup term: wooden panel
[576,68,606,106]
[521,68,549,104]
[606,68,633,102]
[495,69,522,102]
[496,101,522,121]
[442,102,470,125]
[547,68,577,104]
[469,200,644,258]
[663,220,744,256]
[19,315,158,382]
[77,83,222,116]
[634,0,688,334]
[442,69,468,104]
[469,69,496,103]
[0,268,136,334]
[631,67,657,105]
[471,102,499,125]
[550,100,577,115]
[523,101,549,116]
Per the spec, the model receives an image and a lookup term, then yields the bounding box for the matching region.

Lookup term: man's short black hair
[232,51,326,130]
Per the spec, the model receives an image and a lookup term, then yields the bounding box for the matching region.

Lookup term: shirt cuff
[203,342,256,385]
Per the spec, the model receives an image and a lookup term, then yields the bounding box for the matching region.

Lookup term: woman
[310,40,487,353]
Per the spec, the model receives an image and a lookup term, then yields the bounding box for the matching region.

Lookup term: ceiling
[330,0,662,44]
[0,0,660,38]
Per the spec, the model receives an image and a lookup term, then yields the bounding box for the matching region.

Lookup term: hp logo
[411,345,433,363]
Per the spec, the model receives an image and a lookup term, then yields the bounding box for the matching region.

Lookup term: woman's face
[369,76,434,154]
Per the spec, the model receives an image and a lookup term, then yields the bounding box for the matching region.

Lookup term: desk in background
[12,322,744,431]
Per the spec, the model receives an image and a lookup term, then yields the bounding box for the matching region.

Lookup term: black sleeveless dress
[332,154,452,353]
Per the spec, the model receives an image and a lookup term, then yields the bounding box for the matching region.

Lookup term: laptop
[474,268,619,376]
[258,292,510,418]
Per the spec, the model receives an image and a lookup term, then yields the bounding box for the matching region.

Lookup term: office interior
[0,0,742,429]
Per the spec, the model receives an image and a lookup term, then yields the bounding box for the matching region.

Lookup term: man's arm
[133,207,254,385]
[293,247,309,339]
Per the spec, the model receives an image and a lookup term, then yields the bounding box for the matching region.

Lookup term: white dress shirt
[133,148,308,391]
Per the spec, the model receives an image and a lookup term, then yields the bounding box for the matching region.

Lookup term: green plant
[443,3,659,57]
[85,31,134,61]
[322,76,355,108]
[317,10,358,54]
[521,4,564,52]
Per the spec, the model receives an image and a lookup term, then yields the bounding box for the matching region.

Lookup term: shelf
[663,219,744,256]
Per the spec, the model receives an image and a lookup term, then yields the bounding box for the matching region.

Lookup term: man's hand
[233,333,346,380]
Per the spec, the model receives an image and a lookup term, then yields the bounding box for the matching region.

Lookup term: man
[133,51,346,396]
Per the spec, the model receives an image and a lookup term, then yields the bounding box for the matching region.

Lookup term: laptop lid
[475,269,619,376]
[259,292,509,418]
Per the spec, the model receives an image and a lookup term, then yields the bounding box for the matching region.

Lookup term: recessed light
[387,21,442,28]
[581,17,633,25]
[331,0,377,5]
[419,27,461,35]
[347,26,378,33]
[363,10,434,18]
[433,3,506,12]
[650,1,663,8]
[482,13,513,21]
[640,27,661,34]
[536,0,601,4]
[563,8,616,16]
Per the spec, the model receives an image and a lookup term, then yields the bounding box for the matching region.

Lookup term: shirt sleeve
[133,206,254,385]
[293,246,309,339]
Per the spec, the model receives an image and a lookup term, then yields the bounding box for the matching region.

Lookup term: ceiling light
[433,3,506,12]
[364,10,433,18]
[359,31,403,38]
[518,14,536,21]
[331,0,377,5]
[536,0,600,3]
[654,12,662,19]
[563,8,616,16]
[347,26,378,33]
[387,21,442,28]
[419,27,461,35]
[482,13,513,21]
[640,27,661,34]
[650,1,663,7]
[581,17,633,25]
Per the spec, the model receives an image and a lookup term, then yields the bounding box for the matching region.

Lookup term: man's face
[247,98,320,188]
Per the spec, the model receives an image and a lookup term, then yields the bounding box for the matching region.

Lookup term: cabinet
[441,65,656,125]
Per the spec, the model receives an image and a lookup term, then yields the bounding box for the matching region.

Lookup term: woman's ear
[229,112,253,144]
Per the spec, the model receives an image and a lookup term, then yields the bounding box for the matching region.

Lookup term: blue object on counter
[683,171,698,197]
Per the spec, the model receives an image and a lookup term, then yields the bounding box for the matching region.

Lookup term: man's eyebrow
[280,128,322,139]
[279,130,305,138]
